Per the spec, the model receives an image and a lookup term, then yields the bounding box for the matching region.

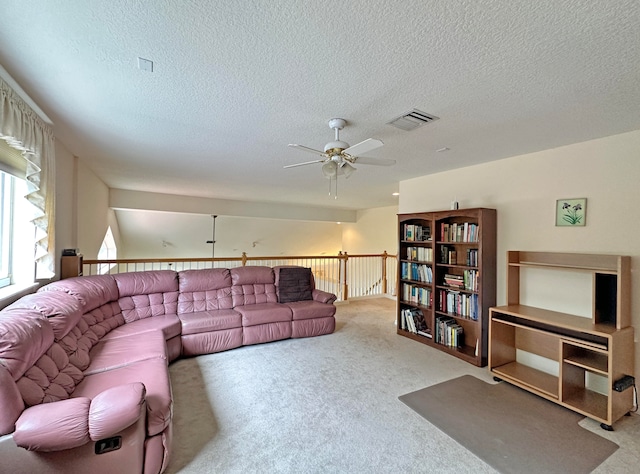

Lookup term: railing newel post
[338,251,349,301]
[382,250,388,295]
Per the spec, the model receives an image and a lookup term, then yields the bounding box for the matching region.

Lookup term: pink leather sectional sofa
[0,265,336,474]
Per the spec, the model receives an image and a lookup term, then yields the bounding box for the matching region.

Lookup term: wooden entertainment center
[489,251,635,430]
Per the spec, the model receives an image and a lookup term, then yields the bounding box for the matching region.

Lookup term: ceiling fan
[285,118,396,198]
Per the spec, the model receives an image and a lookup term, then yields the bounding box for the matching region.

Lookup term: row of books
[435,316,464,347]
[402,284,433,307]
[401,262,433,283]
[443,270,479,292]
[400,308,431,338]
[440,246,478,267]
[406,246,433,262]
[438,289,479,320]
[403,224,431,242]
[440,246,459,265]
[440,222,479,243]
[467,249,478,267]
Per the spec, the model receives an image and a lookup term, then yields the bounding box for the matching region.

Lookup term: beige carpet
[166,298,640,473]
[399,375,619,473]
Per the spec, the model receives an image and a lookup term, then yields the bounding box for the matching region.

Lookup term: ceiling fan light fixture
[322,160,338,178]
[338,162,356,178]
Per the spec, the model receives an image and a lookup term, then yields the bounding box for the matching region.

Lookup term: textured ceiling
[1,0,639,211]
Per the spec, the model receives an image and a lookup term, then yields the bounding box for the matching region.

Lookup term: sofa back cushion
[177,268,233,313]
[16,342,84,407]
[114,271,179,322]
[0,364,23,435]
[230,266,277,306]
[39,275,119,312]
[57,301,125,370]
[0,310,83,411]
[0,310,54,380]
[6,291,83,341]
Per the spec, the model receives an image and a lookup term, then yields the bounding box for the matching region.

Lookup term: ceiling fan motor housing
[324,141,349,154]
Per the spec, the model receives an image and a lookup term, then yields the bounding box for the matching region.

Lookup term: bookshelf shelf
[397,208,496,367]
[489,251,635,428]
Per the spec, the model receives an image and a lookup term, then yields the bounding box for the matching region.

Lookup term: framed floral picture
[556,198,586,226]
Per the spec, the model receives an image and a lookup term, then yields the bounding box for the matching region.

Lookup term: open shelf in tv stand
[489,251,634,430]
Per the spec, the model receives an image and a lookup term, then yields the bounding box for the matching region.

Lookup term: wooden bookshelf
[397,208,496,367]
[489,251,635,429]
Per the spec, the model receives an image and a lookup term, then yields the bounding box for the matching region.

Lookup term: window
[97,226,117,275]
[0,169,33,289]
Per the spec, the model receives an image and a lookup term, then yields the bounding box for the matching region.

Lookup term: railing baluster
[80,252,396,302]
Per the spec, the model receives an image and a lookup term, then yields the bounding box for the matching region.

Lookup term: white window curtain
[0,76,55,279]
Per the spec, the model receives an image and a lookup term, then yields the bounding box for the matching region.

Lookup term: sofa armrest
[13,382,146,452]
[312,289,337,304]
[89,382,146,440]
[14,397,91,451]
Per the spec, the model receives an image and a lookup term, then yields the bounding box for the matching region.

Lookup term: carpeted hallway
[166,298,640,473]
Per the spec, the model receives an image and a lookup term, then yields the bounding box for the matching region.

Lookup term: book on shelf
[435,315,464,348]
[466,249,478,267]
[401,308,431,338]
[443,269,479,291]
[440,222,479,242]
[407,246,433,262]
[438,289,479,319]
[403,224,431,242]
[440,246,458,265]
[444,273,465,288]
[401,262,433,283]
[402,284,432,307]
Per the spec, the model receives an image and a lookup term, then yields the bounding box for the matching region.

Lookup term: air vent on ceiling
[387,109,439,131]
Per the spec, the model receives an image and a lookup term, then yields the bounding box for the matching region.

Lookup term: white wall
[400,129,640,377]
[76,160,122,259]
[341,205,398,255]
[117,210,343,259]
[53,140,76,277]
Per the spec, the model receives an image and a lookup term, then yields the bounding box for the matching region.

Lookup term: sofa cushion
[84,331,168,376]
[178,309,241,335]
[39,275,119,312]
[283,300,337,321]
[101,314,182,341]
[231,267,278,306]
[181,328,243,356]
[277,267,313,303]
[234,303,292,327]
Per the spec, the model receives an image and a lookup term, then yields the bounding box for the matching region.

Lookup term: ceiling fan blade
[342,138,383,157]
[288,144,327,157]
[283,159,325,169]
[352,156,396,166]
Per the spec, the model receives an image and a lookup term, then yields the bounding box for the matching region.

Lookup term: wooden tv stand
[489,251,635,430]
